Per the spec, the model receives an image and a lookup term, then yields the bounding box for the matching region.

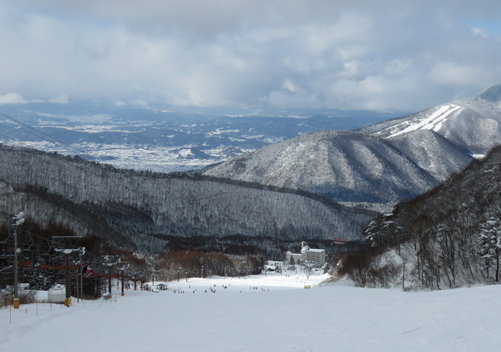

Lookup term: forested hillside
[203,129,464,204]
[0,145,375,254]
[343,145,501,289]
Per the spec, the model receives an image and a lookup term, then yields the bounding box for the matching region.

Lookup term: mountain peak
[475,84,501,102]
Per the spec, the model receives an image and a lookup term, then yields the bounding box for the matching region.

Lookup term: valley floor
[1,271,500,351]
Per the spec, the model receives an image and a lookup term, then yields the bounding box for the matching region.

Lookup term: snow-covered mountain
[362,84,501,155]
[389,129,473,182]
[203,129,472,205]
[204,86,501,206]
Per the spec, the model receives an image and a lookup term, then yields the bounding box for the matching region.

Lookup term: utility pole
[101,255,120,297]
[75,262,79,302]
[80,248,85,302]
[54,248,81,303]
[53,236,82,306]
[13,212,25,309]
[118,262,129,296]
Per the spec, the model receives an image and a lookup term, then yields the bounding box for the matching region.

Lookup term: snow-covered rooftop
[305,248,325,252]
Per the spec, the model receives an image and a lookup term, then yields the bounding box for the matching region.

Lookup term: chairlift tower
[13,212,25,309]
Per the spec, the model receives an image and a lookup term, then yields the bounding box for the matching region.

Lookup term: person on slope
[0,249,8,267]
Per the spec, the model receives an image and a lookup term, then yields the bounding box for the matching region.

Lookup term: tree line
[341,145,501,289]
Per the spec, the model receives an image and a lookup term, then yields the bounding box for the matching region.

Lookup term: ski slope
[1,271,501,352]
[386,105,462,138]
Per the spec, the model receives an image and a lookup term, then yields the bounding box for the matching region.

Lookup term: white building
[286,242,326,266]
[302,248,326,266]
[285,251,303,265]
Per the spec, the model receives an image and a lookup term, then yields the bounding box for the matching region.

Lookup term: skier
[0,249,8,267]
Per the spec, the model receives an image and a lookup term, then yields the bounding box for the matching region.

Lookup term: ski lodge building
[286,242,326,266]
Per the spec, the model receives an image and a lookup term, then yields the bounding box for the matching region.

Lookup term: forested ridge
[343,145,501,289]
[0,145,375,254]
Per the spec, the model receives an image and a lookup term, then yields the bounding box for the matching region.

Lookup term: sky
[1,0,501,113]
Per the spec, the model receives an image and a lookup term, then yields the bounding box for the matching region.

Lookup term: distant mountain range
[205,85,501,206]
[0,104,397,173]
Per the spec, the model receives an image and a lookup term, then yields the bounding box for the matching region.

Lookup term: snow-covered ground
[1,271,501,351]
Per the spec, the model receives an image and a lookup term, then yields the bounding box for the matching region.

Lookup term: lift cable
[0,112,85,155]
[0,131,15,140]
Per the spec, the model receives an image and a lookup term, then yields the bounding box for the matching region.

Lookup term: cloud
[48,94,69,104]
[0,93,27,105]
[471,27,489,38]
[129,99,148,107]
[1,1,501,112]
